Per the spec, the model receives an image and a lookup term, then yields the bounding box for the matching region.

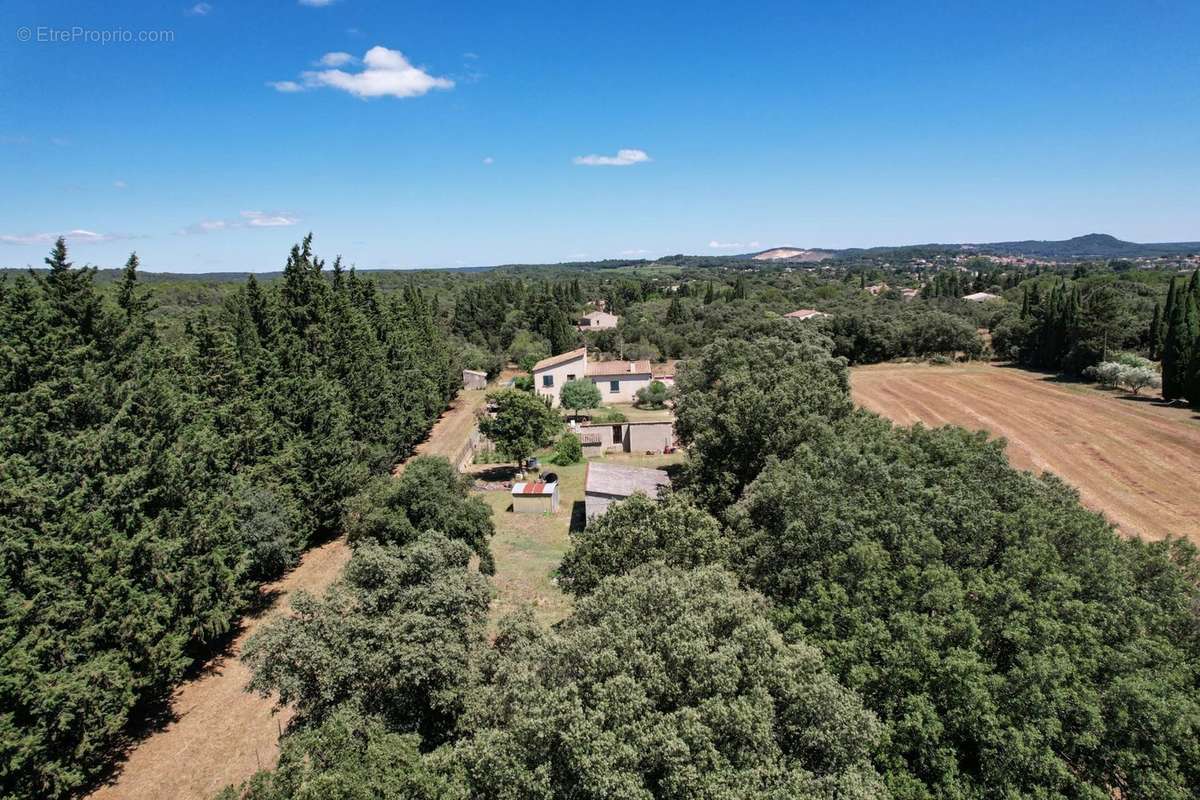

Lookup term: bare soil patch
[851,362,1200,544]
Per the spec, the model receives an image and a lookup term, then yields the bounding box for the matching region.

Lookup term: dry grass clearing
[469,451,686,632]
[851,362,1200,544]
[90,378,506,800]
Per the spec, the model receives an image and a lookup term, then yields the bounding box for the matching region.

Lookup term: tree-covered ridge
[0,236,457,799]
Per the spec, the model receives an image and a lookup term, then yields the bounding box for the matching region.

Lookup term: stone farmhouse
[531,347,652,407]
[576,309,620,331]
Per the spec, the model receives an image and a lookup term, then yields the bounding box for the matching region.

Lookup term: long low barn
[584,462,670,521]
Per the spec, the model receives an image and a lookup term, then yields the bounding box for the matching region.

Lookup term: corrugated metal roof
[511,481,557,495]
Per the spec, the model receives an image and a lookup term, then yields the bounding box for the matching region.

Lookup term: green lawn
[468,449,686,633]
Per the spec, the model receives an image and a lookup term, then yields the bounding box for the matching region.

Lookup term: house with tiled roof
[577,309,620,331]
[784,308,830,321]
[531,347,653,407]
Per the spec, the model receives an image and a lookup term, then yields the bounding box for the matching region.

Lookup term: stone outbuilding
[584,462,670,521]
[462,369,488,390]
[579,420,674,454]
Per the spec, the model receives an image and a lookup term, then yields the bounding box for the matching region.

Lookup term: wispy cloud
[240,210,298,227]
[1,134,32,145]
[187,2,212,15]
[178,210,299,235]
[50,137,71,147]
[315,51,355,67]
[270,46,453,99]
[113,180,128,189]
[621,248,651,256]
[573,148,651,167]
[299,0,337,6]
[482,156,494,165]
[1,229,138,246]
[708,240,760,250]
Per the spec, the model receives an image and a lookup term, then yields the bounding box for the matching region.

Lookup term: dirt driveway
[88,378,503,800]
[851,362,1200,544]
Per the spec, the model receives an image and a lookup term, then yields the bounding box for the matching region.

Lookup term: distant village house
[577,310,620,331]
[784,308,831,321]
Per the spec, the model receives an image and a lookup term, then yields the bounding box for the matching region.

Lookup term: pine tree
[116,252,155,323]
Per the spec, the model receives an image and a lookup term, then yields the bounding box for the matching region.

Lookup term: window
[543,375,554,388]
[567,374,576,381]
[609,380,620,393]
[612,424,623,442]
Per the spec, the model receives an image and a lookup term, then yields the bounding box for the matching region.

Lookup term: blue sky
[2,0,1198,272]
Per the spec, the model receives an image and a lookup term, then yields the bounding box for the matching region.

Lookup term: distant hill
[966,233,1200,259]
[825,233,1200,260]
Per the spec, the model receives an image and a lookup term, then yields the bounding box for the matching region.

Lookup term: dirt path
[89,378,504,800]
[851,362,1200,544]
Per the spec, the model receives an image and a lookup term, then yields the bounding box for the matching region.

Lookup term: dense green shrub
[549,432,582,465]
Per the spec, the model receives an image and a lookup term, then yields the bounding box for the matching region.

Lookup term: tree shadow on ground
[473,464,520,482]
[569,500,587,534]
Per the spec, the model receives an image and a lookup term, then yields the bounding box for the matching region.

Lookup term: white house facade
[531,347,652,407]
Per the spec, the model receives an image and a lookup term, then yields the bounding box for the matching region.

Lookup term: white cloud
[573,148,651,167]
[621,248,651,256]
[0,229,134,246]
[113,180,128,189]
[272,46,454,99]
[241,210,299,227]
[708,240,761,250]
[178,211,299,235]
[482,156,494,165]
[299,0,337,6]
[187,2,212,15]
[316,51,355,67]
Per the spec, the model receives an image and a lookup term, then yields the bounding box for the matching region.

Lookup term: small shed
[584,462,670,521]
[463,369,488,390]
[511,481,560,514]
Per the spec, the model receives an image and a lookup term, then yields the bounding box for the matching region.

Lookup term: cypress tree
[1148,301,1163,360]
[1162,278,1191,400]
[704,281,715,305]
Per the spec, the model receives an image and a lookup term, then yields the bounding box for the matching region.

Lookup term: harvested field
[89,376,506,800]
[851,362,1200,544]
